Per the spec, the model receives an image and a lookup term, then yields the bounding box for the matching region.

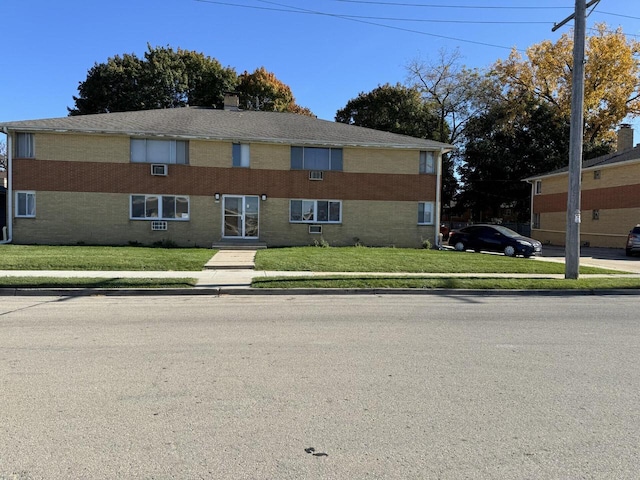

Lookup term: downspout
[434,148,444,248]
[1,127,12,244]
[524,179,534,230]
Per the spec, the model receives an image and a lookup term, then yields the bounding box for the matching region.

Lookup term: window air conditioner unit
[309,225,322,234]
[151,164,168,176]
[151,220,168,231]
[309,170,323,181]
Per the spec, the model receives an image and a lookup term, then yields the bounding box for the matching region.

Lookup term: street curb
[2,287,640,297]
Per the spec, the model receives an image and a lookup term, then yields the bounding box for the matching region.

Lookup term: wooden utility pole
[553,1,596,279]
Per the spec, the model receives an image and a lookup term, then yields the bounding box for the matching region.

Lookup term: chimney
[224,93,240,111]
[617,124,634,152]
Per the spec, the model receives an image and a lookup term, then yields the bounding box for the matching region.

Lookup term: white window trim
[418,201,435,225]
[15,191,36,218]
[534,180,542,195]
[289,199,342,224]
[130,194,190,221]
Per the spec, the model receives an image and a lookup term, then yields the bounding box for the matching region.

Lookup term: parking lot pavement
[537,246,640,273]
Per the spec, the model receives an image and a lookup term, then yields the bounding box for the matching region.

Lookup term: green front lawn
[255,246,622,275]
[0,245,215,271]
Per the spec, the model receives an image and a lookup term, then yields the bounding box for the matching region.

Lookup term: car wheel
[626,249,633,257]
[454,241,466,252]
[504,245,516,257]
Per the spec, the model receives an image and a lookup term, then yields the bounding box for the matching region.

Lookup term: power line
[331,0,573,9]
[196,0,532,51]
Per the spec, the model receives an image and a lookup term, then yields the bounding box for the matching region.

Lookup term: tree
[236,67,314,116]
[69,45,237,115]
[406,48,494,205]
[493,23,640,146]
[458,94,570,221]
[335,83,441,139]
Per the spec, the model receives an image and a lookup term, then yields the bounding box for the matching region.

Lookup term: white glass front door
[223,195,259,238]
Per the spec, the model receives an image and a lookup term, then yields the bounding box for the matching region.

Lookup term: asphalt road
[1,295,639,479]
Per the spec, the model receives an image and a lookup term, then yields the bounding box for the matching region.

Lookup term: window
[131,139,188,164]
[419,151,435,174]
[290,200,341,223]
[130,195,189,220]
[532,213,540,229]
[535,180,542,195]
[593,170,601,180]
[418,202,434,225]
[291,147,343,171]
[232,143,250,167]
[592,209,600,220]
[15,133,35,158]
[15,191,36,218]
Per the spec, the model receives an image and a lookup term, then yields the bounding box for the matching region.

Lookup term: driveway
[537,246,640,273]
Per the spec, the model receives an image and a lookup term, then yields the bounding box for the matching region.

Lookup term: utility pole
[553,1,596,279]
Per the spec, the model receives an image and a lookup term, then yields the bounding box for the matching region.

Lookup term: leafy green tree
[458,94,570,221]
[236,67,313,116]
[69,45,237,115]
[335,83,441,139]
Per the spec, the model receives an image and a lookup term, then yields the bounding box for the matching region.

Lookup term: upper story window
[593,170,601,180]
[15,133,35,158]
[419,151,435,174]
[535,180,542,195]
[131,139,188,164]
[291,146,343,171]
[232,143,250,167]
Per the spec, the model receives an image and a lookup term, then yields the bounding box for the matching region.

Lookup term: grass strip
[252,276,640,290]
[0,245,215,271]
[255,247,624,275]
[0,277,197,289]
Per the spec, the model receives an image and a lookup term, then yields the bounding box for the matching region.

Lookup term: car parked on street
[448,224,542,257]
[625,225,640,256]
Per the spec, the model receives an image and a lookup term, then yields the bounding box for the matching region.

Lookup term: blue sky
[1,0,639,127]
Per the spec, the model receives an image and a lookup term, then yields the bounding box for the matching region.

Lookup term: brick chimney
[617,124,634,152]
[224,93,240,111]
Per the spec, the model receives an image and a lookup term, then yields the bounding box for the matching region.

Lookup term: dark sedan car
[448,224,542,257]
[626,225,640,256]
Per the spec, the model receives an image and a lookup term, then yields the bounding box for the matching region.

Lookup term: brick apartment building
[525,124,640,248]
[0,104,452,247]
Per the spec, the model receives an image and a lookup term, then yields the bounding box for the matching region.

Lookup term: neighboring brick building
[525,125,640,248]
[0,106,452,248]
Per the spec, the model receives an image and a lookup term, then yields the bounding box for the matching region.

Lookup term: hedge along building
[525,124,640,249]
[0,103,453,248]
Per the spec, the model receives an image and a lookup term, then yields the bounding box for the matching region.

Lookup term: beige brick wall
[34,133,435,177]
[344,148,420,174]
[582,162,640,190]
[536,175,567,195]
[36,133,130,163]
[533,208,638,248]
[259,198,436,248]
[12,192,220,247]
[189,140,229,168]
